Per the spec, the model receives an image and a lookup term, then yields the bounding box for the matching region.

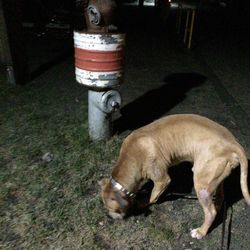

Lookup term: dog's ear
[98,178,109,188]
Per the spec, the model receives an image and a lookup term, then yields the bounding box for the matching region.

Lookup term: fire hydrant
[74,0,125,141]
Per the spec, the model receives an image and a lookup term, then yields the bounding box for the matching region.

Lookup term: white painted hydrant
[74,32,125,141]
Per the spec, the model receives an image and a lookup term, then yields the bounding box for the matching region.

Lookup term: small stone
[5,182,14,188]
[99,221,104,226]
[42,152,54,162]
[230,120,236,126]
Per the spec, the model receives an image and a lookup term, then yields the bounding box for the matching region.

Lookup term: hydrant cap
[100,90,121,113]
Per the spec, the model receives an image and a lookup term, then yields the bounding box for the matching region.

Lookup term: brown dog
[99,114,250,239]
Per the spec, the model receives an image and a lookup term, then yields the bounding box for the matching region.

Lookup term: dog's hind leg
[190,186,217,239]
[191,158,230,239]
[191,172,219,239]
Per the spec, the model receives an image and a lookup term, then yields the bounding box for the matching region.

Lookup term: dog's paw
[190,228,205,240]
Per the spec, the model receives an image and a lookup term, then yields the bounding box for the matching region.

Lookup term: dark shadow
[129,181,154,218]
[114,73,207,133]
[130,162,194,217]
[224,159,250,206]
[158,162,194,203]
[29,48,73,81]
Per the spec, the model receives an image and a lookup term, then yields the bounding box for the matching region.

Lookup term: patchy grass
[1,64,250,250]
[0,65,120,248]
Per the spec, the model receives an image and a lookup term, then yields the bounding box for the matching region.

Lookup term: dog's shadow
[114,73,206,134]
[131,160,250,233]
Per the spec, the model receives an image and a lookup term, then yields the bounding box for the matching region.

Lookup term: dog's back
[126,114,238,164]
[136,114,236,142]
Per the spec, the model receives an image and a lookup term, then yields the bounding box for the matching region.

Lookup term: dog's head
[99,178,133,219]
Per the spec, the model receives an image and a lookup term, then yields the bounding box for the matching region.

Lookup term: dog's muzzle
[108,211,125,220]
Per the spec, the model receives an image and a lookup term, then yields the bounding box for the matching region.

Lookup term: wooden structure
[0,0,28,85]
[174,0,202,49]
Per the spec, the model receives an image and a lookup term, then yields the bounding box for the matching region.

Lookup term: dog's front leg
[149,175,171,204]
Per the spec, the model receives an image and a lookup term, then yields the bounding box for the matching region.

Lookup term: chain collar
[110,177,136,198]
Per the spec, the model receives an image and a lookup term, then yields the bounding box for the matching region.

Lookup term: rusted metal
[75,0,122,141]
[83,0,117,32]
[75,68,123,89]
[74,32,125,89]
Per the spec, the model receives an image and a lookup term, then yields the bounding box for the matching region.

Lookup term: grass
[0,65,120,248]
[0,64,179,249]
[1,63,250,250]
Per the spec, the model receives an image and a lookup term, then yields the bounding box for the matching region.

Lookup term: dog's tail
[235,145,250,205]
